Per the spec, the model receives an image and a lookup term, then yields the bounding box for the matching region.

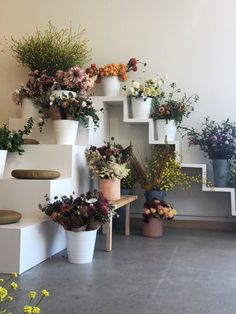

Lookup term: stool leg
[105,217,112,252]
[125,203,130,236]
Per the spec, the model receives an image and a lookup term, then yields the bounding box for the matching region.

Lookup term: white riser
[0,219,66,274]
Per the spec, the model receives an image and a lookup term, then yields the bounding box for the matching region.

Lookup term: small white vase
[21,98,39,119]
[102,76,121,96]
[51,90,76,98]
[0,150,7,178]
[53,120,79,145]
[66,229,98,264]
[131,97,152,119]
[155,119,177,141]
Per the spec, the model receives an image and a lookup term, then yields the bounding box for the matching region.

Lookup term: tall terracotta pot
[143,218,163,237]
[99,178,120,200]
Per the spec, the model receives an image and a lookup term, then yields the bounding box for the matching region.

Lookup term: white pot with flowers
[86,58,146,96]
[151,82,199,141]
[39,190,116,264]
[123,78,165,119]
[85,139,132,200]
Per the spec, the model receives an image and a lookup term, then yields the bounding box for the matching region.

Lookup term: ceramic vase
[65,229,98,264]
[143,218,163,237]
[52,120,79,144]
[99,178,121,200]
[155,119,177,141]
[212,159,229,187]
[21,98,39,119]
[131,97,152,119]
[144,190,166,202]
[102,76,121,96]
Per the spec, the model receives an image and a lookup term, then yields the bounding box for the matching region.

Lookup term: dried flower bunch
[151,82,199,124]
[0,272,49,314]
[85,139,132,179]
[130,145,203,191]
[181,117,236,159]
[143,198,177,222]
[0,118,33,154]
[39,190,115,231]
[85,58,146,82]
[124,78,165,100]
[5,21,90,75]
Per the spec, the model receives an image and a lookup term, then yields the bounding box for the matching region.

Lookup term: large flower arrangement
[85,139,132,179]
[86,58,146,82]
[39,190,115,231]
[151,82,199,124]
[143,199,177,222]
[181,117,236,159]
[130,145,202,191]
[0,272,49,314]
[124,78,165,100]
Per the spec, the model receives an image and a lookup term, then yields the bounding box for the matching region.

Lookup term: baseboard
[130,217,236,231]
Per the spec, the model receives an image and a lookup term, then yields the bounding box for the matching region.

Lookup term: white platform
[0,218,66,274]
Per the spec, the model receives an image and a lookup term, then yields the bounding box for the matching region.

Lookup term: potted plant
[39,190,115,264]
[86,58,146,96]
[85,138,132,200]
[181,117,236,187]
[5,21,90,75]
[123,78,165,119]
[0,118,34,178]
[151,82,199,141]
[130,145,202,201]
[143,198,177,237]
[0,272,49,313]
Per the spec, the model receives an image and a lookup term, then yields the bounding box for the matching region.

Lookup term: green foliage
[121,168,135,189]
[0,118,33,154]
[6,22,90,75]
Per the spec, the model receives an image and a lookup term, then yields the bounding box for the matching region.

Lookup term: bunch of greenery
[0,272,49,314]
[5,22,90,75]
[0,118,33,154]
[121,168,135,189]
[130,145,203,191]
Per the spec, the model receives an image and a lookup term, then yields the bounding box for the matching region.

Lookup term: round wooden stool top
[0,210,22,225]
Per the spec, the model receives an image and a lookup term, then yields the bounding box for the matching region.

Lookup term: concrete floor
[3,227,236,314]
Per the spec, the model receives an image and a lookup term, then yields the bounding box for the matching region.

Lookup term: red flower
[129,58,137,66]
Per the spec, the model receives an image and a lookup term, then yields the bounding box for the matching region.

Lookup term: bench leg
[105,216,112,252]
[125,203,130,236]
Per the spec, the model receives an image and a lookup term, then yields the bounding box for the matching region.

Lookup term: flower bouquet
[123,78,165,119]
[151,82,199,141]
[39,190,115,263]
[143,198,177,237]
[181,117,236,187]
[86,58,146,96]
[85,139,132,200]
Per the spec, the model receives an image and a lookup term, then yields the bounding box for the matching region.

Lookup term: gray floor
[3,227,236,314]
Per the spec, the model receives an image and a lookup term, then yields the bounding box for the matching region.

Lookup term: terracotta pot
[99,178,120,200]
[143,218,163,237]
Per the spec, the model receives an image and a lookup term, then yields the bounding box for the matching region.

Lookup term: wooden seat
[11,169,60,179]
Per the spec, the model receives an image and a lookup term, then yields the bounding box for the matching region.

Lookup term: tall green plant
[5,22,90,75]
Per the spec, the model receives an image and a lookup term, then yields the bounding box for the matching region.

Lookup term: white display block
[0,218,66,274]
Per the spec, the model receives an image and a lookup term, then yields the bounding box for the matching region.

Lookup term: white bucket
[0,150,7,178]
[21,98,39,119]
[102,76,121,96]
[66,229,98,264]
[52,120,79,145]
[131,97,152,119]
[155,119,177,141]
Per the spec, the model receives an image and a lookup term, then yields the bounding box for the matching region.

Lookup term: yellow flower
[7,295,13,301]
[0,279,3,284]
[10,282,18,290]
[32,306,41,314]
[12,272,18,278]
[24,305,32,314]
[0,286,8,299]
[41,289,49,297]
[28,291,37,299]
[150,207,156,213]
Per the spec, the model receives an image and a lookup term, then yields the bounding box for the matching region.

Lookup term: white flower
[49,95,55,101]
[82,101,87,107]
[132,81,140,89]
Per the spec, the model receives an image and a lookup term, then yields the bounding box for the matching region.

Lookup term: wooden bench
[104,195,138,251]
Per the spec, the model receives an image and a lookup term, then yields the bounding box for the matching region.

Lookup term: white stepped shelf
[91,96,236,217]
[0,143,90,273]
